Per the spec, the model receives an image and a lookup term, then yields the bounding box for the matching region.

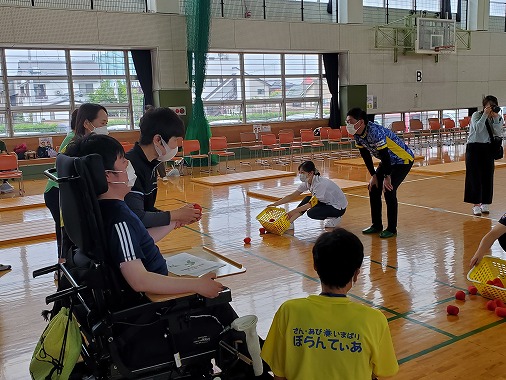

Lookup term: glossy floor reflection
[1,145,506,379]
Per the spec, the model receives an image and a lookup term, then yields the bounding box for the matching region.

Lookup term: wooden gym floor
[1,142,506,379]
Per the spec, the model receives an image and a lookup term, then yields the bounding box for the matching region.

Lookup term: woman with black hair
[268,161,347,229]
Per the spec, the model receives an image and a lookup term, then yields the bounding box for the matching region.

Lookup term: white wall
[1,5,506,114]
[210,18,506,113]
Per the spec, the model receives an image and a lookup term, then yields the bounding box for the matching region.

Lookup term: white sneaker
[481,204,490,214]
[472,206,482,216]
[324,217,342,228]
[0,182,14,194]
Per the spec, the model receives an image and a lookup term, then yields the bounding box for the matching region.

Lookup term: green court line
[398,318,506,364]
[170,198,500,366]
[369,258,398,270]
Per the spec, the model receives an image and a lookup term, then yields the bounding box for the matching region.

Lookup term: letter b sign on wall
[416,70,422,82]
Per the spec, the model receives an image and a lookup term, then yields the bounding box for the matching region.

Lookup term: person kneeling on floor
[268,161,347,229]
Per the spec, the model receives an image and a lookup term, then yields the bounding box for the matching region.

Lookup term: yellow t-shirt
[261,295,399,380]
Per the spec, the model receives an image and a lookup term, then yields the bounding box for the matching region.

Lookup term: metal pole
[221,0,224,17]
[263,0,266,19]
[144,0,148,13]
[301,0,304,22]
[386,0,389,24]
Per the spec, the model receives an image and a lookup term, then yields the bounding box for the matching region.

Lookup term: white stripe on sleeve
[114,222,136,261]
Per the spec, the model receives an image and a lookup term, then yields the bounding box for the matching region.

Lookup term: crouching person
[261,228,399,380]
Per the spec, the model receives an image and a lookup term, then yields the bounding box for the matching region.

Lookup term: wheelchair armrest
[109,287,232,324]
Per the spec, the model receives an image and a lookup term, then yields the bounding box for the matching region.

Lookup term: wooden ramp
[411,160,506,176]
[0,194,45,212]
[0,218,55,244]
[191,169,295,186]
[247,178,368,201]
[335,155,424,167]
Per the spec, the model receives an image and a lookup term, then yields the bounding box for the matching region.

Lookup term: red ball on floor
[494,299,506,308]
[259,228,266,234]
[468,285,478,295]
[495,307,506,318]
[243,237,251,244]
[446,305,459,316]
[455,290,466,301]
[193,203,202,213]
[486,300,497,311]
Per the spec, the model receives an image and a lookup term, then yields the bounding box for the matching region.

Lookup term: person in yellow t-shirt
[261,228,399,380]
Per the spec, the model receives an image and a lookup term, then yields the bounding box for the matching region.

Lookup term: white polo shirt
[297,175,348,210]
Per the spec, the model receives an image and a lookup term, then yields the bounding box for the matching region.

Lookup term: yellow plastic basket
[256,207,290,235]
[467,255,506,303]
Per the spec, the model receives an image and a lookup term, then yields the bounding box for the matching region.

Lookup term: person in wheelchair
[64,134,268,378]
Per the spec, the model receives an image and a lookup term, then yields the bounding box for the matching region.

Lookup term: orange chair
[427,118,441,146]
[260,133,288,166]
[182,139,208,175]
[441,118,456,143]
[0,153,24,196]
[300,129,324,160]
[328,128,344,159]
[239,132,262,167]
[408,119,424,145]
[391,121,406,137]
[208,136,235,172]
[278,131,302,164]
[120,142,135,152]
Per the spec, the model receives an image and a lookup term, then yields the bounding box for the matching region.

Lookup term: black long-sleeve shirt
[125,143,171,228]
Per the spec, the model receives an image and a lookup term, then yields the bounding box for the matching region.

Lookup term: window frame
[0,48,142,137]
[201,52,326,126]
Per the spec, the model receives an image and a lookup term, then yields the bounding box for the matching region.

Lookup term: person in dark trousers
[346,108,414,238]
[268,161,347,229]
[464,95,503,216]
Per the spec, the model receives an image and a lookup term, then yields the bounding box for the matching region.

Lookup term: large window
[200,52,329,126]
[0,48,143,136]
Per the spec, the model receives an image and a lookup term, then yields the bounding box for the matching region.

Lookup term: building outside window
[0,48,143,136]
[200,52,329,125]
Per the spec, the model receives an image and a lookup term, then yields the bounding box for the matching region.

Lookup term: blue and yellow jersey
[354,122,414,165]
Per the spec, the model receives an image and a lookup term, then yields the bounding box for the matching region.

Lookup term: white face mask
[345,120,360,135]
[154,136,178,162]
[107,161,137,187]
[91,123,109,135]
[299,173,308,182]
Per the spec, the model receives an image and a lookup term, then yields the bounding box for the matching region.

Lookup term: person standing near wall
[43,109,78,259]
[464,95,503,216]
[345,108,414,239]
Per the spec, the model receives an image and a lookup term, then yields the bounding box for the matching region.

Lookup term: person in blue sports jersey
[346,108,414,239]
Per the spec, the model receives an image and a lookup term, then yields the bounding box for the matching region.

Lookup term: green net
[185,0,216,166]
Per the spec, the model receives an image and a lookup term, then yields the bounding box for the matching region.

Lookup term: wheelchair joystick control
[231,315,263,376]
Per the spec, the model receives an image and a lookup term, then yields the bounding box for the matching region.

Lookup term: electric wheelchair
[33,153,268,379]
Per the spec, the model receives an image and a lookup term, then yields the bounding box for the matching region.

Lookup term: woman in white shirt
[269,161,348,229]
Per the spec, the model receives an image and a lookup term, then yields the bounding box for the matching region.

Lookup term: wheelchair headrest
[57,153,109,259]
[56,153,108,196]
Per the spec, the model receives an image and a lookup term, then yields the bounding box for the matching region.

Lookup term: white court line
[344,193,499,221]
